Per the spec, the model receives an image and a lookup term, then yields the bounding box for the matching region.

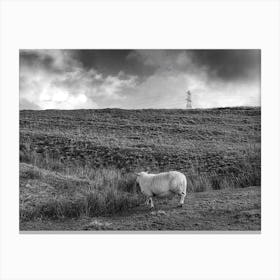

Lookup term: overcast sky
[19,49,260,110]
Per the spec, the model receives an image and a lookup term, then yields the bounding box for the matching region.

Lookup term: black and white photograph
[1,0,280,279]
[19,49,261,231]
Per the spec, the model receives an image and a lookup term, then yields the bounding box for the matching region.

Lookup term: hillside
[19,163,260,231]
[20,107,261,188]
[19,107,261,231]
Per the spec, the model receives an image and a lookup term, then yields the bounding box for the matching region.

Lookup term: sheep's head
[135,171,149,183]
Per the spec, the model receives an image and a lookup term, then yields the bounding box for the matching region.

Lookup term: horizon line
[19,105,261,111]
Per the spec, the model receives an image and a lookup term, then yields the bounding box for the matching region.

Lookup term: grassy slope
[19,107,261,230]
[20,107,261,185]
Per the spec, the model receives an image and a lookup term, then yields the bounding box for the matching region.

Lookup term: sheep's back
[149,171,186,195]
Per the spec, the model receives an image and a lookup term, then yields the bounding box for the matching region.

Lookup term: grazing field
[19,107,261,231]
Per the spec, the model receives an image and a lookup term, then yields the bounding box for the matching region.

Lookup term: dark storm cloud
[120,50,260,108]
[19,49,261,110]
[189,49,260,82]
[75,50,156,78]
[76,50,130,71]
[19,50,138,109]
[20,51,54,71]
[20,49,260,83]
[19,49,79,73]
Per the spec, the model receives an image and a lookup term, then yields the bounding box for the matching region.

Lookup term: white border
[1,0,280,279]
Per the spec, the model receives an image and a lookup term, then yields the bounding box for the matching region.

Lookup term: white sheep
[136,171,187,209]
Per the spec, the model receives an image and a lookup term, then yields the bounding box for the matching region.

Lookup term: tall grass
[20,186,141,222]
[20,143,260,222]
[20,152,142,221]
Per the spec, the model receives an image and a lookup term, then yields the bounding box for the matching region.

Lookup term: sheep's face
[135,171,148,184]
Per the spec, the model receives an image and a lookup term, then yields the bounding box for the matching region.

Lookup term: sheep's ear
[134,172,141,176]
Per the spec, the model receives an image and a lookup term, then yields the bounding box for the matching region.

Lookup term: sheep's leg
[179,192,186,207]
[145,198,150,206]
[145,197,154,209]
[149,197,154,209]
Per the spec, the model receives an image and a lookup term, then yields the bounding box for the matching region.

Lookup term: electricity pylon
[186,90,192,109]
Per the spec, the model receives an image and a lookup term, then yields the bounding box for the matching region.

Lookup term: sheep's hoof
[177,204,183,208]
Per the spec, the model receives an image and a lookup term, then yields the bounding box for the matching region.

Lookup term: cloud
[189,49,261,83]
[19,49,261,110]
[19,98,41,110]
[127,50,193,74]
[20,50,137,110]
[123,50,260,109]
[20,49,80,74]
[127,49,260,82]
